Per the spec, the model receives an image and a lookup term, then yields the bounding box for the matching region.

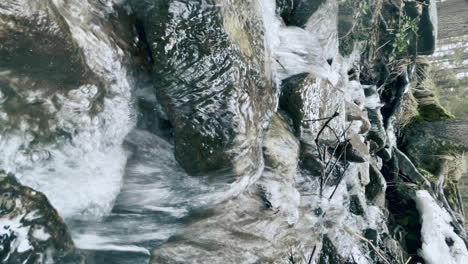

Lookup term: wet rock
[345,102,370,134]
[363,85,387,153]
[318,235,344,264]
[280,73,341,140]
[365,162,387,208]
[0,171,83,264]
[0,0,92,85]
[0,0,101,141]
[277,0,327,28]
[150,171,304,263]
[349,194,365,216]
[366,108,387,154]
[338,133,368,163]
[364,228,378,244]
[300,142,325,176]
[132,0,276,176]
[263,113,300,178]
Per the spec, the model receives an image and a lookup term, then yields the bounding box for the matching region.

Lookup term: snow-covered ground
[415,190,468,264]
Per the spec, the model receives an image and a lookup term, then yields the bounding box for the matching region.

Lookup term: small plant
[387,11,419,62]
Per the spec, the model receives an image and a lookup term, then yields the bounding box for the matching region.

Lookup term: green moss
[418,102,455,122]
[444,180,462,215]
[417,168,436,182]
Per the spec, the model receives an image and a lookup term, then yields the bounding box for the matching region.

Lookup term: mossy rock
[401,120,468,175]
[418,103,454,122]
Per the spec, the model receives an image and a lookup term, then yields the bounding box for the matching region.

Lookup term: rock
[280,73,342,141]
[278,0,327,27]
[0,171,84,264]
[401,120,468,174]
[345,102,371,134]
[0,0,101,140]
[263,113,300,178]
[393,148,431,188]
[382,235,407,262]
[338,133,368,163]
[300,142,325,176]
[377,146,393,162]
[349,194,365,216]
[363,85,387,153]
[280,73,313,135]
[366,162,387,208]
[364,228,378,244]
[319,235,344,264]
[366,108,387,154]
[0,0,92,85]
[417,0,438,55]
[131,0,276,176]
[364,228,378,261]
[358,162,371,187]
[403,0,437,55]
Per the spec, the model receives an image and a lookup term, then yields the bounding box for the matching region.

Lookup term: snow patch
[0,214,32,255]
[414,190,468,264]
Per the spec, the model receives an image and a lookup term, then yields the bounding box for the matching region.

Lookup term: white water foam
[0,0,135,219]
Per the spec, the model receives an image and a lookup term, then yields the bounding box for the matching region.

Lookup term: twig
[315,111,340,197]
[343,227,392,264]
[328,156,349,201]
[307,245,317,264]
[315,111,340,161]
[323,121,353,187]
[328,137,349,201]
[288,247,296,264]
[323,141,348,188]
[404,257,412,264]
[275,58,286,70]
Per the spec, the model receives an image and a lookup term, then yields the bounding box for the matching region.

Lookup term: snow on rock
[0,171,84,264]
[415,190,468,264]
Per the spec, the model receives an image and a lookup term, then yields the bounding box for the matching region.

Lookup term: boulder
[0,0,92,85]
[263,113,300,178]
[0,171,83,264]
[0,0,100,140]
[131,0,276,176]
[280,73,342,141]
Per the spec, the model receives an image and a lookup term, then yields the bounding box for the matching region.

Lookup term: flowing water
[0,0,379,263]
